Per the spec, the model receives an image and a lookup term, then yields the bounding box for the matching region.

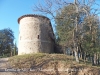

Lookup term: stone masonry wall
[18,14,54,55]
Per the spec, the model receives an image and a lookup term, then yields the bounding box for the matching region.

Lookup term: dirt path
[0,58,9,68]
[0,58,14,75]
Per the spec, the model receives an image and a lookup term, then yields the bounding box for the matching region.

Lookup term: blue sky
[0,0,100,46]
[0,0,39,46]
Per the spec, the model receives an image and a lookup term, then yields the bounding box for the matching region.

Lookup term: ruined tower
[18,14,55,55]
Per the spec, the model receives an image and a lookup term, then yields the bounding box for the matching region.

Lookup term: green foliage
[55,3,100,64]
[0,28,17,57]
[13,42,18,56]
[81,15,100,55]
[56,5,75,46]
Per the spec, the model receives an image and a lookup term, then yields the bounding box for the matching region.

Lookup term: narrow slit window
[38,35,39,39]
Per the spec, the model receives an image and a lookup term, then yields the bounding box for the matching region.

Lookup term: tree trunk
[92,56,94,65]
[80,51,84,60]
[97,53,99,65]
[11,51,12,57]
[79,43,83,59]
[74,50,79,62]
[74,46,79,62]
[74,0,79,63]
[88,54,91,62]
[84,52,86,62]
[94,53,97,65]
[80,52,82,59]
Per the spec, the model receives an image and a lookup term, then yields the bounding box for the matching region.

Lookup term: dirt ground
[0,58,9,68]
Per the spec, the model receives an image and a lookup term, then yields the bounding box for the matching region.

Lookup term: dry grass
[7,53,100,75]
[8,53,100,69]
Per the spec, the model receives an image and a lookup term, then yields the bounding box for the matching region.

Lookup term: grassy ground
[8,53,97,69]
[1,53,98,75]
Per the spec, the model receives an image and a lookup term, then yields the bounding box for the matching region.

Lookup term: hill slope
[8,53,100,75]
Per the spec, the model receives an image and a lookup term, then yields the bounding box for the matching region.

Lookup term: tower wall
[18,14,54,55]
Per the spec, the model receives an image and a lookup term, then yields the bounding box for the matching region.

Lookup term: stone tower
[18,14,55,55]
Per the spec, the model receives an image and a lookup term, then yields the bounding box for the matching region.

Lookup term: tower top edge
[18,14,50,24]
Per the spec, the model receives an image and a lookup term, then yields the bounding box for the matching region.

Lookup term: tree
[13,42,18,55]
[33,0,100,63]
[56,5,75,46]
[77,14,100,64]
[0,28,15,56]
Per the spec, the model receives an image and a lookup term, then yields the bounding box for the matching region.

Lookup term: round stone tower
[18,14,55,55]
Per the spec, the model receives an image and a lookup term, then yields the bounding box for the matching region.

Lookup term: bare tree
[33,0,100,63]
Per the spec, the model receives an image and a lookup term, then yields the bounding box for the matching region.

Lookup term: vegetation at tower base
[33,0,100,64]
[0,28,18,57]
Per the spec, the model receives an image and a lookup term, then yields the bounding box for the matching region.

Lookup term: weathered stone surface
[18,14,54,55]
